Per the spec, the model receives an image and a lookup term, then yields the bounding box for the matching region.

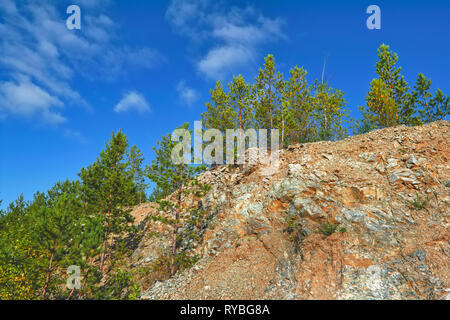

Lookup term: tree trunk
[67,263,91,300]
[281,107,285,147]
[76,267,91,300]
[239,110,242,131]
[239,110,243,165]
[99,201,111,272]
[170,161,184,276]
[269,83,273,130]
[99,235,108,272]
[424,96,431,123]
[41,251,54,300]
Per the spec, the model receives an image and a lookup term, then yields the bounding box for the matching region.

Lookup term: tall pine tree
[361,44,414,128]
[254,54,284,131]
[312,81,349,141]
[280,66,313,145]
[147,124,206,276]
[201,81,236,132]
[78,131,139,273]
[228,75,252,131]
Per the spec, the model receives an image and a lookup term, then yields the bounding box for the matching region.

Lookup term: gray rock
[386,158,398,169]
[407,154,419,168]
[339,208,367,223]
[272,178,305,200]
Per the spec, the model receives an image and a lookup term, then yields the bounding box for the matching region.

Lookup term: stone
[135,121,450,301]
[407,154,419,168]
[386,158,398,168]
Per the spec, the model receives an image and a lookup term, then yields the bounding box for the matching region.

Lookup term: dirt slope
[132,121,449,300]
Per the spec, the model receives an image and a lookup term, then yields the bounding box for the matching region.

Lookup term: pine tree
[0,195,44,299]
[228,75,252,131]
[428,89,450,122]
[254,54,284,131]
[362,78,398,128]
[147,124,206,276]
[146,132,181,202]
[412,73,449,123]
[376,44,411,122]
[78,130,137,273]
[201,81,236,132]
[1,131,148,300]
[312,81,349,141]
[65,204,104,300]
[280,66,313,145]
[26,181,86,299]
[201,82,236,165]
[361,44,413,128]
[128,145,147,204]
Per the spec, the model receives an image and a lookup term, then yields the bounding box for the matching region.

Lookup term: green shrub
[318,222,338,237]
[410,192,429,210]
[95,268,141,300]
[283,215,306,250]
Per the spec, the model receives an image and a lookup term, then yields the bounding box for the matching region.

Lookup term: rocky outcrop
[133,121,450,300]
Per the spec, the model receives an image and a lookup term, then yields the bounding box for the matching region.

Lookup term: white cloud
[198,46,255,80]
[165,0,212,40]
[176,81,198,107]
[166,0,286,80]
[0,0,161,124]
[212,15,286,46]
[0,77,66,124]
[114,91,151,114]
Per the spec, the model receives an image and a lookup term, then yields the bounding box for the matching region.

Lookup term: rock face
[133,121,450,300]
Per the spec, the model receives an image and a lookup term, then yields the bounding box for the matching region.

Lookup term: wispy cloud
[73,0,111,9]
[166,0,286,80]
[197,45,254,81]
[64,128,88,144]
[0,0,161,124]
[0,76,65,124]
[176,81,199,107]
[114,91,151,114]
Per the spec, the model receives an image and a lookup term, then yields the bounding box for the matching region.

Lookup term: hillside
[129,121,449,300]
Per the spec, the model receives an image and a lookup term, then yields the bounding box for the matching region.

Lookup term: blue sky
[0,0,449,208]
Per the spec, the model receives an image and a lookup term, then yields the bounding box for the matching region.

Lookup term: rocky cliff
[131,121,449,300]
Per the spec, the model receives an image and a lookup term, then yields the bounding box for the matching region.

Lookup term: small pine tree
[412,73,449,123]
[428,89,450,122]
[363,78,399,128]
[146,129,187,202]
[128,145,147,204]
